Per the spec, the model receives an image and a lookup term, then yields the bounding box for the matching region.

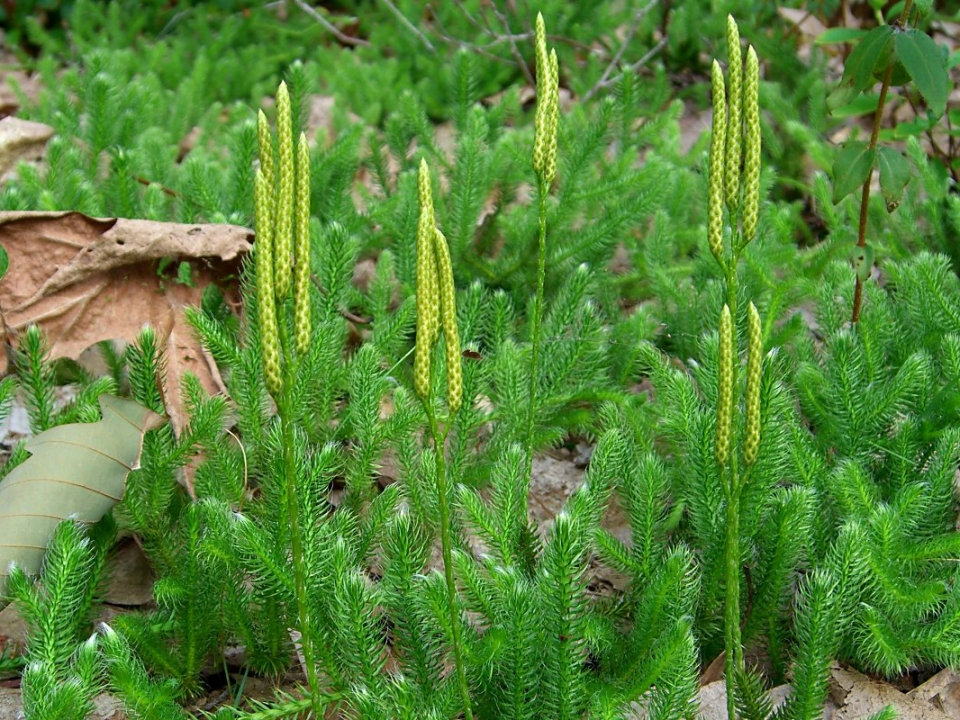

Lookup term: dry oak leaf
[830,664,952,720]
[0,211,253,434]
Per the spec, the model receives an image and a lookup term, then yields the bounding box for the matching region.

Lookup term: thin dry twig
[429,6,522,66]
[582,0,660,103]
[487,1,535,87]
[291,0,370,47]
[587,36,668,98]
[427,1,663,100]
[378,0,436,52]
[439,1,536,84]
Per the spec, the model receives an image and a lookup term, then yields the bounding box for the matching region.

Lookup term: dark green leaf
[832,141,877,204]
[0,245,7,282]
[895,29,948,117]
[841,26,895,96]
[877,147,912,212]
[885,60,910,87]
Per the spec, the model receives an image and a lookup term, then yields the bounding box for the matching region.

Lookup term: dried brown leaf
[0,117,54,177]
[831,664,951,720]
[0,211,251,434]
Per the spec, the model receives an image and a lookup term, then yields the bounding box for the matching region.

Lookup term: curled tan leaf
[0,211,252,434]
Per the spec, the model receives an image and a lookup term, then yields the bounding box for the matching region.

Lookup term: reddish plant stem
[851,0,914,323]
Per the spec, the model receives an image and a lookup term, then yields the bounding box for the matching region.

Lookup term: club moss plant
[253,81,325,713]
[528,11,560,477]
[707,17,765,720]
[413,157,473,720]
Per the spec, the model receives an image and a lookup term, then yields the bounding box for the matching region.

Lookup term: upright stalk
[277,324,322,711]
[716,302,740,720]
[725,266,738,321]
[255,83,329,711]
[720,300,762,720]
[526,180,549,461]
[710,20,763,720]
[414,159,473,720]
[723,469,742,720]
[527,12,559,479]
[426,407,474,720]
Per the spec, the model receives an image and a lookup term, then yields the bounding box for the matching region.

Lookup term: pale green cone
[255,169,283,399]
[708,60,727,266]
[257,110,275,193]
[433,227,462,416]
[742,46,761,244]
[293,132,312,357]
[724,16,743,211]
[543,48,560,189]
[532,12,550,177]
[415,160,440,402]
[274,81,294,301]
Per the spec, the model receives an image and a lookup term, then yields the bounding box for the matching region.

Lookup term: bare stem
[426,406,475,720]
[526,179,549,474]
[277,320,323,713]
[851,0,914,324]
[291,0,369,47]
[720,235,744,720]
[723,464,743,720]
